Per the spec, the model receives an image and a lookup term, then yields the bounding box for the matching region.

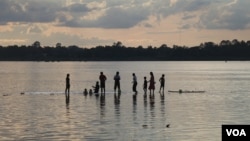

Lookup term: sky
[0,0,250,48]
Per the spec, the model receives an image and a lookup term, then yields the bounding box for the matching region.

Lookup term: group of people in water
[65,71,165,97]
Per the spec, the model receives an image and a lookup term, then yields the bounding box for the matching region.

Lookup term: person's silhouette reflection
[149,94,155,107]
[160,93,165,105]
[100,94,105,107]
[100,94,105,117]
[133,94,137,106]
[66,95,70,104]
[114,93,121,105]
[143,94,147,106]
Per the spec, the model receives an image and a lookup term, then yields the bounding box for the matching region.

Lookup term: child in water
[89,89,93,95]
[92,81,100,94]
[83,88,88,95]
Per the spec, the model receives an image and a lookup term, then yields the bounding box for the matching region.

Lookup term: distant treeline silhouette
[1,39,250,61]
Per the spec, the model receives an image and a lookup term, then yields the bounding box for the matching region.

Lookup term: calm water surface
[1,61,250,141]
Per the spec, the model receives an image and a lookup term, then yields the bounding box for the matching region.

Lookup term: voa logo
[226,129,246,136]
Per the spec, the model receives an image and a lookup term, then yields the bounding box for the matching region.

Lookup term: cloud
[0,24,114,47]
[59,0,151,28]
[198,0,250,30]
[62,3,90,13]
[0,0,249,30]
[0,0,60,24]
[42,32,115,47]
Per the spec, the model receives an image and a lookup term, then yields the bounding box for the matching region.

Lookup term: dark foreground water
[1,61,250,141]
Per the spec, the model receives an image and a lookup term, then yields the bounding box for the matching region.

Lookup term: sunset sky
[0,0,249,48]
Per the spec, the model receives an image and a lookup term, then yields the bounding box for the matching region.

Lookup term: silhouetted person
[65,74,70,95]
[132,73,137,94]
[143,76,148,94]
[148,72,155,95]
[159,74,165,94]
[89,89,93,95]
[93,81,100,94]
[65,73,70,103]
[83,88,88,96]
[99,72,107,94]
[114,71,121,93]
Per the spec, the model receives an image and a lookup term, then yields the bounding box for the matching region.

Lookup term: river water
[0,61,250,141]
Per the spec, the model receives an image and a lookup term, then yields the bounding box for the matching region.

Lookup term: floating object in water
[20,92,25,95]
[168,89,205,93]
[142,125,148,128]
[166,124,170,128]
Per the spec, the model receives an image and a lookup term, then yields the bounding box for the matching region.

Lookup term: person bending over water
[93,81,100,94]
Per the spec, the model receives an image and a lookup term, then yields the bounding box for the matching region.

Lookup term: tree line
[0,39,250,61]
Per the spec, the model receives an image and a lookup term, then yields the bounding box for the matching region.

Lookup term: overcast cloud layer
[0,0,250,47]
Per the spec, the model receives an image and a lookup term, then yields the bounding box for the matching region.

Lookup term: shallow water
[1,61,250,141]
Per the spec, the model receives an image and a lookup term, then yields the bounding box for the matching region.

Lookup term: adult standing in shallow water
[114,71,121,93]
[65,73,70,103]
[132,73,137,94]
[159,74,165,93]
[143,76,148,94]
[99,72,107,94]
[65,74,70,95]
[148,72,155,95]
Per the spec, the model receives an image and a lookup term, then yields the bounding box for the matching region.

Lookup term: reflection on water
[65,94,70,104]
[100,94,105,117]
[1,61,250,140]
[114,93,120,118]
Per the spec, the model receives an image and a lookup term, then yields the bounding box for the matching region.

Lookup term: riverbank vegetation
[0,39,250,61]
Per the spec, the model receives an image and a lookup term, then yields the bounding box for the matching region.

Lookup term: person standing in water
[114,71,121,93]
[65,73,70,103]
[132,73,138,94]
[65,74,70,95]
[159,74,165,93]
[143,76,148,94]
[148,72,155,95]
[99,72,107,94]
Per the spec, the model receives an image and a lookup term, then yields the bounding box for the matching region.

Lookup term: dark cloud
[61,3,90,13]
[182,0,211,12]
[0,0,249,30]
[61,6,150,28]
[0,0,59,24]
[198,0,250,30]
[142,23,153,28]
[182,14,196,20]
